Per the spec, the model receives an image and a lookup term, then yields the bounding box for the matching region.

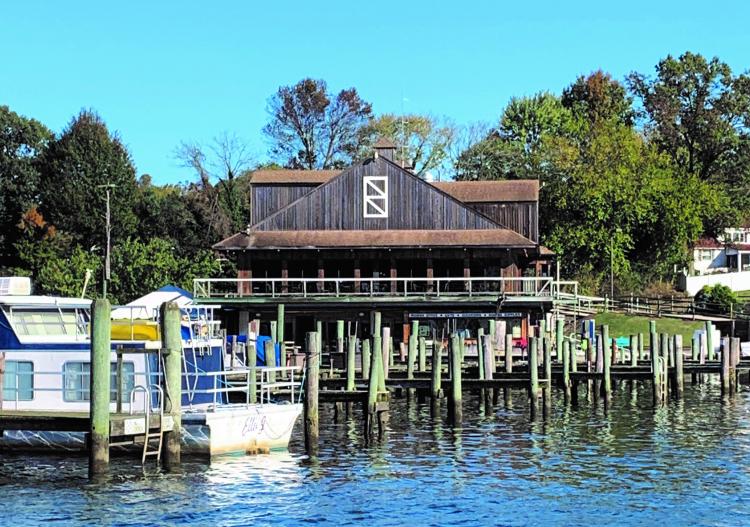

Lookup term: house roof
[693,237,723,249]
[214,229,537,250]
[373,137,397,148]
[249,170,342,184]
[432,180,539,203]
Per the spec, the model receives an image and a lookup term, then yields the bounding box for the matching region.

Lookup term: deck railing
[193,276,557,300]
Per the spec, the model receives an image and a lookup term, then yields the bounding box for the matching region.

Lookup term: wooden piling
[505,333,513,372]
[630,334,638,367]
[89,298,111,477]
[730,337,740,395]
[346,335,356,392]
[418,336,427,373]
[304,332,319,454]
[450,334,463,424]
[602,325,612,399]
[277,304,286,369]
[562,338,571,403]
[555,319,564,362]
[431,340,442,399]
[674,334,684,398]
[161,301,182,469]
[529,337,540,415]
[362,338,371,381]
[706,321,715,361]
[248,330,258,404]
[721,336,730,395]
[265,340,276,383]
[336,319,345,364]
[316,320,323,367]
[407,333,416,380]
[477,328,486,380]
[382,327,391,380]
[652,347,662,406]
[638,332,645,361]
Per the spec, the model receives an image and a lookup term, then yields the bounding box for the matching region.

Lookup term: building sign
[408,312,524,320]
[363,175,388,218]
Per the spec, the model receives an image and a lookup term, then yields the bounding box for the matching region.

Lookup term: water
[4,382,750,526]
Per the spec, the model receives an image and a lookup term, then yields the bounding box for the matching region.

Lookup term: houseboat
[0,277,302,457]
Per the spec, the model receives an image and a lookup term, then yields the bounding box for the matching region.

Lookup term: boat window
[8,308,89,338]
[3,361,34,401]
[63,361,135,402]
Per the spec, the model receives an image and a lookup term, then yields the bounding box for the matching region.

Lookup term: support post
[706,321,715,361]
[346,335,356,392]
[418,336,427,373]
[304,332,319,454]
[431,340,442,399]
[277,304,286,369]
[730,337,741,395]
[477,328,486,380]
[529,337,540,415]
[248,331,257,404]
[382,326,391,380]
[450,334,463,424]
[721,336,730,395]
[362,338,371,381]
[160,301,182,469]
[563,338,571,402]
[602,325,612,399]
[265,340,276,384]
[630,334,638,367]
[89,298,112,477]
[504,333,513,373]
[674,334,684,398]
[555,318,564,362]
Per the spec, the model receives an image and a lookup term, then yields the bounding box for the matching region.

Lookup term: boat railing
[181,366,302,411]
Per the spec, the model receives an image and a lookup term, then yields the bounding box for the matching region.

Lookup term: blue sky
[2,1,748,184]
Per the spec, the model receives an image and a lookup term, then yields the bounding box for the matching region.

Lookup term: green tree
[39,110,138,249]
[108,237,221,303]
[357,114,455,177]
[628,52,750,182]
[263,78,373,169]
[0,106,52,268]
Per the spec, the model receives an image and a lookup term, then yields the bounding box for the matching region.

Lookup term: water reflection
[4,384,750,525]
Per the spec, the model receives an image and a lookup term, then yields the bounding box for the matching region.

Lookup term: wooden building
[202,141,555,343]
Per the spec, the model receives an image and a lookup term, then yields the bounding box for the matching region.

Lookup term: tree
[39,110,138,249]
[357,114,455,177]
[562,70,634,128]
[175,132,253,234]
[0,106,52,269]
[263,78,373,169]
[455,93,572,181]
[628,52,750,182]
[108,237,221,304]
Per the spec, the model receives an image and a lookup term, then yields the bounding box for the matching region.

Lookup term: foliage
[628,52,750,182]
[357,114,455,177]
[108,237,222,304]
[0,106,52,268]
[263,78,373,169]
[38,110,138,249]
[694,284,738,313]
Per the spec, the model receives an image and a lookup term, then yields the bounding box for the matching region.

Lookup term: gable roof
[248,156,507,232]
[433,180,538,202]
[249,170,342,184]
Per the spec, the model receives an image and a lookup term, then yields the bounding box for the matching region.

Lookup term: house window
[8,308,89,338]
[3,361,34,401]
[63,362,135,402]
[700,250,713,261]
[363,176,388,218]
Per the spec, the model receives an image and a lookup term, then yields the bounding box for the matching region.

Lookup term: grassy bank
[589,312,704,342]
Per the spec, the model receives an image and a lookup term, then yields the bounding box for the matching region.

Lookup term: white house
[680,227,750,295]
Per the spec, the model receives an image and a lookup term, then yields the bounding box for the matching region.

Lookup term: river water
[3,382,750,526]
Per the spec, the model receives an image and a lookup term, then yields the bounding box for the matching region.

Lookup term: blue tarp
[226,334,280,366]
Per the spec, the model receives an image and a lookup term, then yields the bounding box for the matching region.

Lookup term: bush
[694,284,738,314]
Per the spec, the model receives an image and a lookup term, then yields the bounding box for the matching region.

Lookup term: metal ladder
[129,384,165,464]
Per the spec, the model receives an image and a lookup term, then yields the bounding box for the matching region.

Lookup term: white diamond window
[363,176,388,218]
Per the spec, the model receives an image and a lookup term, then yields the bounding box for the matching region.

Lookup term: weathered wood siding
[469,202,538,242]
[251,184,318,226]
[253,158,500,231]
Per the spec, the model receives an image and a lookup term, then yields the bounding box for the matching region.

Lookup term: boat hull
[0,404,302,457]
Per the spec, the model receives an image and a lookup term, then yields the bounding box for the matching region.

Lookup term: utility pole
[98,184,116,299]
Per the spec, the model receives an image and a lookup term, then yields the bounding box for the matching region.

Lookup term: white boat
[0,277,302,457]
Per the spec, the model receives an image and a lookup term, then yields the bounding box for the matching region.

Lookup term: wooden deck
[0,411,173,435]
